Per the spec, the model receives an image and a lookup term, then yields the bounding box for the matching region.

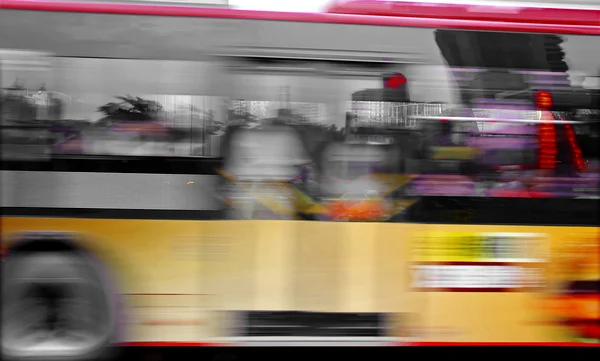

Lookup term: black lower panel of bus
[404,196,599,226]
[0,154,222,175]
[115,346,598,361]
[235,311,387,337]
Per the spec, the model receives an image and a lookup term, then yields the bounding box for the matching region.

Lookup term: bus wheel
[1,252,120,361]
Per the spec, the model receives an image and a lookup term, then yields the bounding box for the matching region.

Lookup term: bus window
[3,56,226,158]
[1,50,55,160]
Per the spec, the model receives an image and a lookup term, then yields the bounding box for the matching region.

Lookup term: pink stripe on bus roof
[1,0,599,35]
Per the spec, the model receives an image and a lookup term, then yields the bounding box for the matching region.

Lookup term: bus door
[215,58,406,342]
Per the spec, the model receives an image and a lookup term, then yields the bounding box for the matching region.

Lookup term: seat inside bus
[222,122,312,182]
[319,142,395,198]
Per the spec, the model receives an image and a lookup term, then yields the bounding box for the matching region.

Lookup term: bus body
[1,0,599,357]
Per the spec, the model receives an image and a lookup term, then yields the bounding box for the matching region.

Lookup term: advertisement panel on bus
[408,224,599,344]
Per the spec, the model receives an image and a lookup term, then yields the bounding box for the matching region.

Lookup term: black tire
[1,251,121,361]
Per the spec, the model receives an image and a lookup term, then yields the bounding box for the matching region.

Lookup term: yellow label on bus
[430,146,479,160]
[413,231,549,263]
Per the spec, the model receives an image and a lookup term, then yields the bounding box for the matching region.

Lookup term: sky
[229,0,333,12]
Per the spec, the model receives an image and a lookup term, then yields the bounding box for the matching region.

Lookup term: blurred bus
[1,0,599,359]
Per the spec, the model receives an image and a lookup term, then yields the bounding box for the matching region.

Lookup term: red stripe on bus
[406,342,600,347]
[1,0,599,35]
[327,0,600,26]
[119,341,600,347]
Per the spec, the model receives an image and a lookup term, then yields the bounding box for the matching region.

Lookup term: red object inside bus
[564,124,586,173]
[538,117,558,170]
[535,91,554,110]
[534,91,587,173]
[385,73,407,89]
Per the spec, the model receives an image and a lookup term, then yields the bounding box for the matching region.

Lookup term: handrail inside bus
[410,116,590,124]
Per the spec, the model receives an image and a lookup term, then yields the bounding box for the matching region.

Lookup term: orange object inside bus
[327,199,388,221]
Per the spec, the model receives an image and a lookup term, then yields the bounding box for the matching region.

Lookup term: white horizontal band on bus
[411,264,544,289]
[1,67,49,72]
[220,336,401,346]
[410,116,589,124]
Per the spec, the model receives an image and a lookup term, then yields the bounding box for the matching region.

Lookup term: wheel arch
[6,231,86,256]
[4,231,122,271]
[1,231,128,354]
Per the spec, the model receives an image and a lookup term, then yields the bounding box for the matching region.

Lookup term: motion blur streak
[0,1,599,359]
